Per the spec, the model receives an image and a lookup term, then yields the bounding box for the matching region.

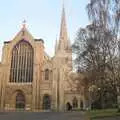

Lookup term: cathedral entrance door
[43,95,51,110]
[16,91,25,110]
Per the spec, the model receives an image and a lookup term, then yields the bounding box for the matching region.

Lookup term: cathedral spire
[58,4,70,51]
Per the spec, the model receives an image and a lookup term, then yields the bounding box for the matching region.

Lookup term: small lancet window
[45,69,49,80]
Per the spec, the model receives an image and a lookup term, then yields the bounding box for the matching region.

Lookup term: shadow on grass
[87,109,120,120]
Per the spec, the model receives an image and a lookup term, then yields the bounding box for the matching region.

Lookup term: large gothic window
[10,40,34,83]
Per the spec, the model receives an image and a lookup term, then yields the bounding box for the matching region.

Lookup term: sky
[0,0,89,58]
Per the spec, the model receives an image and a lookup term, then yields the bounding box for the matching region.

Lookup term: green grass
[87,109,120,120]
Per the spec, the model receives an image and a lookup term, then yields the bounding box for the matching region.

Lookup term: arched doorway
[66,102,72,111]
[42,94,51,110]
[80,100,84,110]
[16,91,25,110]
[72,97,78,109]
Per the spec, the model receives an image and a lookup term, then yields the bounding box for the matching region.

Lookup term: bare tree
[73,0,120,109]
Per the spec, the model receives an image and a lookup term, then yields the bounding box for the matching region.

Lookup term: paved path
[0,111,86,120]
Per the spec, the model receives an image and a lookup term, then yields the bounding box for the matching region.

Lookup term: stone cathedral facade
[0,7,86,111]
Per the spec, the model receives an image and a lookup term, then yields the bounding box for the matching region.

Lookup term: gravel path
[0,111,86,120]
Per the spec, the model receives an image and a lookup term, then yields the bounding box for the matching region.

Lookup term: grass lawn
[87,109,120,120]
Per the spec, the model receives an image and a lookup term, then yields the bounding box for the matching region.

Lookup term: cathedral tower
[53,4,73,111]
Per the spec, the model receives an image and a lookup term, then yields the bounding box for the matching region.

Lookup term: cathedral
[0,6,86,111]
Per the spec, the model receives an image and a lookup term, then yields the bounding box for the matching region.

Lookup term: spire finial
[63,0,65,9]
[62,0,65,14]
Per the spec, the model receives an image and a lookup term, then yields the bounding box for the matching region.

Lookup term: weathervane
[22,20,26,28]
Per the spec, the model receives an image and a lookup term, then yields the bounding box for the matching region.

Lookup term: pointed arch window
[45,69,49,80]
[10,40,34,83]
